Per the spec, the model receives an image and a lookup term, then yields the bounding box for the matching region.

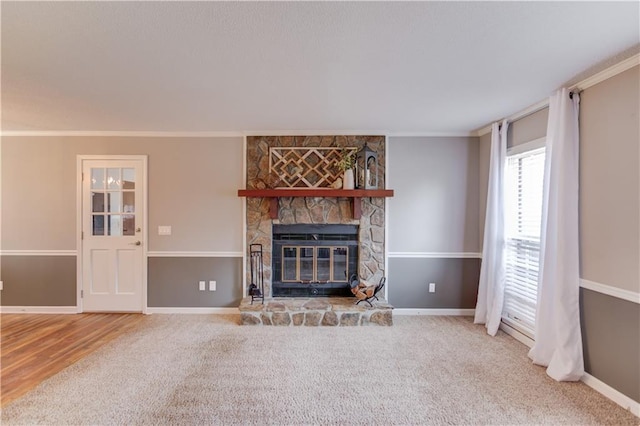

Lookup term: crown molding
[1,129,479,138]
[0,131,245,137]
[241,130,388,136]
[571,53,639,93]
[386,131,476,138]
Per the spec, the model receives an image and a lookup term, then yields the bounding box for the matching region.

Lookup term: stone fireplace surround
[245,135,387,296]
[240,135,392,326]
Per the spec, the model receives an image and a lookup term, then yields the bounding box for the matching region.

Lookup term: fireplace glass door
[272,224,358,297]
[281,246,349,283]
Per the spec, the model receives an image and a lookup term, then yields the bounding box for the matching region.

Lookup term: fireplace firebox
[272,224,358,297]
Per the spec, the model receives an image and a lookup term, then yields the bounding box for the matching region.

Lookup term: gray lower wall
[148,257,243,307]
[1,255,243,308]
[387,258,480,309]
[580,288,640,403]
[0,256,77,306]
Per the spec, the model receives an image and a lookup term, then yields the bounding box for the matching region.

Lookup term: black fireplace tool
[249,243,264,305]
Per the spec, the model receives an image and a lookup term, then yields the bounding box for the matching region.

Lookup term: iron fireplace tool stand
[249,243,264,305]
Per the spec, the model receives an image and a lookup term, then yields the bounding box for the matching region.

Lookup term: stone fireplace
[244,136,387,298]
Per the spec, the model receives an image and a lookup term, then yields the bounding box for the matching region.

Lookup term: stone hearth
[239,297,393,326]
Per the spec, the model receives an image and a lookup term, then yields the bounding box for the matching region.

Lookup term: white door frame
[76,155,149,313]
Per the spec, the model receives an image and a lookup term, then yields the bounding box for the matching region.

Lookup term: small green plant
[337,149,356,171]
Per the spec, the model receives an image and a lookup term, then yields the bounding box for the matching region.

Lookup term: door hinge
[81,290,84,298]
[81,231,84,240]
[82,172,84,181]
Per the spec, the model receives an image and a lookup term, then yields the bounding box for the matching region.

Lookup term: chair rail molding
[388,252,482,258]
[0,250,78,256]
[146,251,243,258]
[580,279,640,304]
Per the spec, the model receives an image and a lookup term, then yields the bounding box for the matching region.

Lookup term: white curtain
[474,120,508,336]
[528,88,584,381]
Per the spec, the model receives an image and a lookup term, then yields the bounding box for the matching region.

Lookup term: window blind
[503,147,545,337]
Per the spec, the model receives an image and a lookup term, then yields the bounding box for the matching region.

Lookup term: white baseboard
[499,322,534,348]
[146,307,239,314]
[0,306,78,314]
[581,373,640,418]
[393,308,475,316]
[498,321,639,418]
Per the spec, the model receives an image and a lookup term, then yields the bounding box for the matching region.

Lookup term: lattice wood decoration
[269,147,357,188]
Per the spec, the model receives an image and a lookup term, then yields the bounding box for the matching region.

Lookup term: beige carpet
[1,315,637,425]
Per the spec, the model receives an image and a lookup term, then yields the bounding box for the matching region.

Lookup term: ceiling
[2,1,638,134]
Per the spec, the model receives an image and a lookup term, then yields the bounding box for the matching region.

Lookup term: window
[502,144,545,338]
[90,167,136,236]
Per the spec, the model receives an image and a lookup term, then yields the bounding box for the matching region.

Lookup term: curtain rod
[569,90,580,100]
[474,53,639,137]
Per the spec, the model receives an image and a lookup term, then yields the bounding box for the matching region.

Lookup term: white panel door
[81,159,145,312]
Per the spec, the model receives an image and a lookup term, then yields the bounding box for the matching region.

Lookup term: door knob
[136,227,141,232]
[129,241,142,246]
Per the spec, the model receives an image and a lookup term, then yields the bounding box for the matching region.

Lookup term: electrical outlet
[209,280,216,291]
[429,282,436,293]
[199,281,206,291]
[158,225,172,236]
[0,281,3,291]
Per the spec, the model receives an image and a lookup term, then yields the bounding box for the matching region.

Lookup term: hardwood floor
[1,313,144,407]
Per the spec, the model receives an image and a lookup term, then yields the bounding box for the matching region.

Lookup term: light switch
[199,281,206,291]
[209,281,216,291]
[158,226,172,236]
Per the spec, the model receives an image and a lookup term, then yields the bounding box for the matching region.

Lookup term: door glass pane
[92,192,105,212]
[107,192,122,213]
[122,168,135,189]
[92,215,105,235]
[300,247,314,281]
[91,168,105,189]
[123,192,135,213]
[108,215,122,236]
[283,247,297,281]
[333,247,348,281]
[107,168,121,189]
[317,247,330,282]
[123,215,135,236]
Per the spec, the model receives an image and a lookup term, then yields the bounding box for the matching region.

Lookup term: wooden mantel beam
[238,189,394,220]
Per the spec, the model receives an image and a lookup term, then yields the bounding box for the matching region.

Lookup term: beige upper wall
[478,132,491,248]
[507,108,549,148]
[1,136,244,252]
[580,65,639,292]
[388,136,480,253]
